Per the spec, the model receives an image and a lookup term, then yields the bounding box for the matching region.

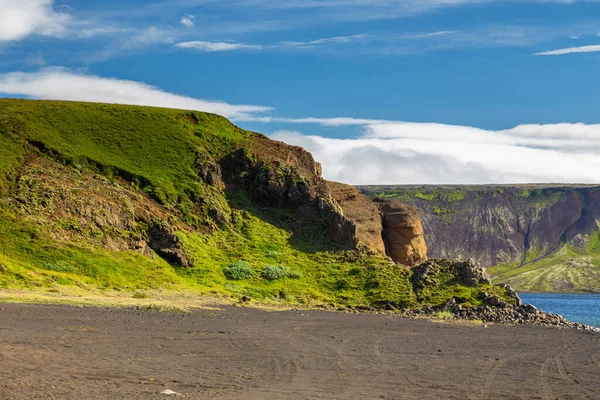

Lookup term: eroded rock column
[377,199,428,266]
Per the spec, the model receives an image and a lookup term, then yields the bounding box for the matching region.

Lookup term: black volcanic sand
[1,304,599,399]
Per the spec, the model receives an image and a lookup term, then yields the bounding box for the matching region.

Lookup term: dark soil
[1,303,599,399]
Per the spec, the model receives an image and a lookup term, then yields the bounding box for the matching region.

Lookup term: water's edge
[519,293,600,328]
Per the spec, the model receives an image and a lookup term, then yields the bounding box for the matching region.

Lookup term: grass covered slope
[490,231,600,292]
[0,99,511,309]
[0,98,245,203]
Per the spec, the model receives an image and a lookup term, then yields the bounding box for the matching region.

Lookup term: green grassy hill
[0,99,510,309]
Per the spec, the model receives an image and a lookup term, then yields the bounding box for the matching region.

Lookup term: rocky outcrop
[327,182,386,254]
[194,150,224,190]
[147,223,192,268]
[407,259,597,331]
[401,302,598,331]
[411,259,491,290]
[326,182,428,266]
[329,258,597,331]
[220,145,322,207]
[376,199,428,266]
[217,136,427,266]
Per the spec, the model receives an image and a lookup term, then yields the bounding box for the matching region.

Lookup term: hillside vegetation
[0,99,513,309]
[360,185,600,292]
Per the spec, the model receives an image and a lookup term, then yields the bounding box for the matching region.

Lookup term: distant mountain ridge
[359,185,600,292]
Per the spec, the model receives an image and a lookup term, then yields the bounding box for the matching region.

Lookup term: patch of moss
[411,189,466,203]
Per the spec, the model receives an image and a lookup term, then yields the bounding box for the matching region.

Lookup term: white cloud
[175,41,263,52]
[0,0,70,41]
[76,25,132,39]
[127,26,175,47]
[174,30,460,54]
[180,14,195,28]
[269,120,600,185]
[238,115,392,125]
[535,44,600,55]
[0,68,272,120]
[279,31,458,50]
[282,34,369,48]
[173,24,592,57]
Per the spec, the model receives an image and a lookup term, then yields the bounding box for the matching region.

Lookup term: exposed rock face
[326,182,428,266]
[220,143,323,208]
[376,199,428,266]
[219,140,430,266]
[147,223,192,268]
[411,259,492,290]
[412,259,491,290]
[403,258,596,331]
[327,182,386,255]
[12,156,192,268]
[194,150,224,190]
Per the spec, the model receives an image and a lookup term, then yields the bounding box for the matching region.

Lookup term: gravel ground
[1,303,599,399]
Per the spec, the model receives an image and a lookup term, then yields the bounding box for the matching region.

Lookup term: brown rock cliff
[327,181,428,266]
[376,199,428,266]
[223,135,428,266]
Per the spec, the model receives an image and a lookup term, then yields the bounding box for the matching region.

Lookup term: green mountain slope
[0,99,511,309]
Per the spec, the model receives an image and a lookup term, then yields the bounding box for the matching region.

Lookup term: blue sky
[1,0,600,184]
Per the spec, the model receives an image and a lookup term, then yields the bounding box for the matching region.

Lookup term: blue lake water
[519,293,600,328]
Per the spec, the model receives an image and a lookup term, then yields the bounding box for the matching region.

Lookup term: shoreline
[519,291,600,295]
[2,288,598,332]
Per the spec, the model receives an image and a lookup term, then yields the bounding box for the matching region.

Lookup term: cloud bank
[0,0,70,42]
[271,121,600,185]
[0,68,272,119]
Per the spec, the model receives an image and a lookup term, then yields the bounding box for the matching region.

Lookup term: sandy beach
[1,303,599,399]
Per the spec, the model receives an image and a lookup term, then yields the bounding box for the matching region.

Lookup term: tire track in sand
[555,351,596,397]
[540,355,558,400]
[480,353,528,400]
[263,321,350,398]
[373,334,422,387]
[540,348,595,400]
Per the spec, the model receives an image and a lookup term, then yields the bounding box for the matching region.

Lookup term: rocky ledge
[413,301,599,332]
[331,302,599,332]
[323,258,599,332]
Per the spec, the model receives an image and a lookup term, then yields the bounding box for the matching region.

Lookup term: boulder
[455,259,492,286]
